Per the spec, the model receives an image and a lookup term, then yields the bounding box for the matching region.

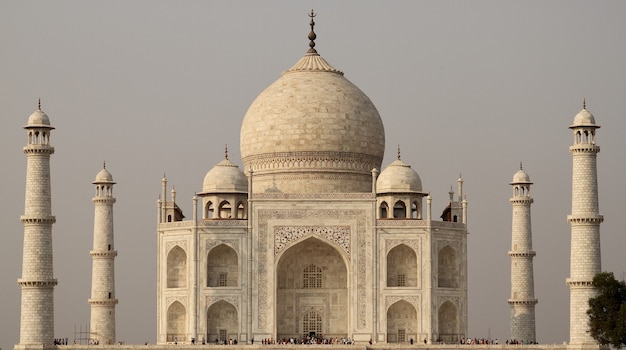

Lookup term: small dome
[202,158,248,193]
[24,109,54,129]
[376,159,423,193]
[571,107,596,127]
[511,168,532,184]
[93,167,115,184]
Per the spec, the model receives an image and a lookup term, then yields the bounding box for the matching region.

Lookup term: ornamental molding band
[275,226,350,255]
[377,220,429,227]
[206,295,240,310]
[385,239,420,254]
[254,193,373,200]
[206,239,240,253]
[244,151,382,172]
[166,240,188,253]
[385,295,420,312]
[257,209,368,330]
[166,296,187,308]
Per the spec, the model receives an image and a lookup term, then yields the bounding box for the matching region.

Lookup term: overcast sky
[1,1,625,349]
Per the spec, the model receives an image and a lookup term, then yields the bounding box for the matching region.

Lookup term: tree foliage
[587,272,626,348]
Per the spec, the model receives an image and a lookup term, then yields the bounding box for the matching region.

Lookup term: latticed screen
[302,311,322,336]
[303,264,322,289]
[219,273,228,287]
[397,329,406,343]
[397,274,406,287]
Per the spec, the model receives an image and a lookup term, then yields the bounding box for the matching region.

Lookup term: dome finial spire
[397,144,401,160]
[103,161,106,169]
[583,98,587,110]
[307,9,318,54]
[38,98,41,111]
[225,144,229,160]
[520,161,523,170]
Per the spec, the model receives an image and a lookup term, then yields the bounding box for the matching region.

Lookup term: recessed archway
[386,300,417,343]
[207,300,238,343]
[276,237,348,340]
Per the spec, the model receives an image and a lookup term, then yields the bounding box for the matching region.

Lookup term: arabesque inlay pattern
[275,226,350,255]
[385,295,420,311]
[166,240,187,253]
[386,239,419,254]
[207,295,240,310]
[207,239,240,253]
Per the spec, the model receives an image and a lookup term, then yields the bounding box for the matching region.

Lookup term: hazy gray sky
[1,1,625,349]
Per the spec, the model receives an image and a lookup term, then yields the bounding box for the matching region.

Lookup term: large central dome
[240,21,385,194]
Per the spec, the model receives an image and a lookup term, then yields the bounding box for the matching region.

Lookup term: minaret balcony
[20,215,56,224]
[90,250,118,258]
[508,298,538,305]
[567,215,604,224]
[509,197,534,204]
[508,250,536,257]
[17,278,58,287]
[92,197,117,204]
[88,298,119,306]
[566,278,593,287]
[569,144,600,153]
[23,145,55,154]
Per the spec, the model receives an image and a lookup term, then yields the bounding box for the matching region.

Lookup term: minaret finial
[397,144,401,160]
[38,98,41,111]
[225,144,229,160]
[307,9,318,54]
[583,98,586,110]
[520,161,523,170]
[103,161,106,169]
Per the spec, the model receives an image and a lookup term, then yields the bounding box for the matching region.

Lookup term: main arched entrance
[276,237,348,341]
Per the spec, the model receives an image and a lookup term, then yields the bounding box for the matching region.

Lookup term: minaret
[17,101,58,347]
[89,164,118,345]
[567,102,603,345]
[508,164,537,343]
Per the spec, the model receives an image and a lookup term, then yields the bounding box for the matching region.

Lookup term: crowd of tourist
[252,336,352,345]
[457,337,537,345]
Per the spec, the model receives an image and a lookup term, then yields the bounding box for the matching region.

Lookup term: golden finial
[520,161,523,170]
[38,98,41,111]
[397,144,401,160]
[583,98,587,110]
[307,9,318,54]
[225,144,229,160]
[103,161,106,169]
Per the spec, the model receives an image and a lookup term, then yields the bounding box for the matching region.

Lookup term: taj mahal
[15,11,605,350]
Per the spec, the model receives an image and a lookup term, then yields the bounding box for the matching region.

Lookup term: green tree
[587,272,626,348]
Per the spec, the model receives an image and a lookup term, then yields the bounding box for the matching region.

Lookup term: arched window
[218,201,231,218]
[206,201,214,219]
[387,244,417,287]
[411,201,419,219]
[167,246,187,288]
[393,201,406,218]
[438,246,459,288]
[303,264,322,289]
[207,244,238,287]
[237,202,246,219]
[380,202,389,218]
